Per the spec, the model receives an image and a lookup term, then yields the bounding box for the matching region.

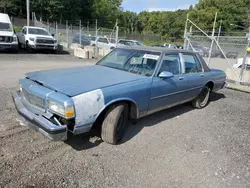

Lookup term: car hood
[0,30,14,36]
[26,65,145,96]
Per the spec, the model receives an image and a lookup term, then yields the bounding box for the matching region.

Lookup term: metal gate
[184,13,250,85]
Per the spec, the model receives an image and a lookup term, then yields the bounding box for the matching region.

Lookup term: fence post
[184,14,189,50]
[55,21,58,40]
[95,19,98,37]
[239,12,250,82]
[79,20,82,46]
[116,24,119,47]
[66,20,69,48]
[239,40,250,82]
[208,12,218,66]
[87,21,89,34]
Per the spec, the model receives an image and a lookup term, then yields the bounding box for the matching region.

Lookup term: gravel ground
[0,52,250,188]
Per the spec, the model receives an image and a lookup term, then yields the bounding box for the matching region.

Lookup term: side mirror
[51,33,55,37]
[159,71,174,79]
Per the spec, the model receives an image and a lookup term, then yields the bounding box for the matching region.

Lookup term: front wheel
[101,103,129,145]
[192,86,210,109]
[26,42,33,53]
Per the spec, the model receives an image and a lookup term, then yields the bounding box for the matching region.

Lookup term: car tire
[26,42,33,53]
[192,86,210,109]
[101,103,129,145]
[51,50,57,54]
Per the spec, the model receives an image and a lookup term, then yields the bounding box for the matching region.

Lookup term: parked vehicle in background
[191,43,209,57]
[90,36,115,49]
[17,26,58,53]
[226,51,238,59]
[0,13,18,52]
[164,43,177,49]
[12,46,226,145]
[72,34,91,46]
[151,44,164,47]
[176,45,184,49]
[233,57,250,70]
[109,38,128,47]
[118,39,144,47]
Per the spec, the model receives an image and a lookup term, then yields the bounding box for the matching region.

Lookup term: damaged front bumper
[12,90,67,141]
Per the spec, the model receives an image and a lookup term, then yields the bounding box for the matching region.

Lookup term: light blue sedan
[12,47,226,144]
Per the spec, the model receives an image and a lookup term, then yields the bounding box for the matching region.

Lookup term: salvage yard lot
[0,53,250,188]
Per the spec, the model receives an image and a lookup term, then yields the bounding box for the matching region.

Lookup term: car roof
[25,26,48,30]
[117,46,196,54]
[0,13,11,23]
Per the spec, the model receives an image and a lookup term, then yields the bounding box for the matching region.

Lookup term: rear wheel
[192,86,210,109]
[101,103,129,145]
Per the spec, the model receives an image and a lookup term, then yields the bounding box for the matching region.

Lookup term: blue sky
[122,0,198,13]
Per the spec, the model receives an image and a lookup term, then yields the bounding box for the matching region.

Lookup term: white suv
[0,13,18,52]
[90,36,115,49]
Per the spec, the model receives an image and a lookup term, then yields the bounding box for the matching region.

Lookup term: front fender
[96,97,140,121]
[72,89,105,129]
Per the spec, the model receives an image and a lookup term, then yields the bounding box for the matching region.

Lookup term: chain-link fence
[184,14,250,85]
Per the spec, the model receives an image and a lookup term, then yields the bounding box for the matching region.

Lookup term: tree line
[1,0,249,41]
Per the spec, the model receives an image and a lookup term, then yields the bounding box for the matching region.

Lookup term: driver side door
[20,27,27,44]
[148,53,187,114]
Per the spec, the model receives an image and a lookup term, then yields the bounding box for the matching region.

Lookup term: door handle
[200,74,204,77]
[179,77,184,80]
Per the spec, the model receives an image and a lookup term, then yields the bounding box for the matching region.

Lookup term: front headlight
[13,36,17,42]
[29,37,35,41]
[47,100,75,118]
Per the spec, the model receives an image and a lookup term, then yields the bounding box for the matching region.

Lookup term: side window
[159,54,181,75]
[102,38,109,44]
[90,37,96,41]
[183,54,203,73]
[22,28,27,34]
[97,38,102,42]
[119,40,125,44]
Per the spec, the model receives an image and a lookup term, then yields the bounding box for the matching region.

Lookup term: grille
[36,45,54,48]
[22,89,45,109]
[0,36,13,43]
[36,38,54,44]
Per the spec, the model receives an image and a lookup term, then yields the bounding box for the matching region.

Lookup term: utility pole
[26,0,30,26]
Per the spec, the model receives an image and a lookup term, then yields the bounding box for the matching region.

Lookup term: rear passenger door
[181,53,206,100]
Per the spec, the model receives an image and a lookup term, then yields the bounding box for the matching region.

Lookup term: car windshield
[135,41,143,46]
[0,22,12,31]
[28,28,50,36]
[96,48,161,77]
[90,36,97,41]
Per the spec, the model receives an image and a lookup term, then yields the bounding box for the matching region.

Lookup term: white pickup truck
[17,26,58,52]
